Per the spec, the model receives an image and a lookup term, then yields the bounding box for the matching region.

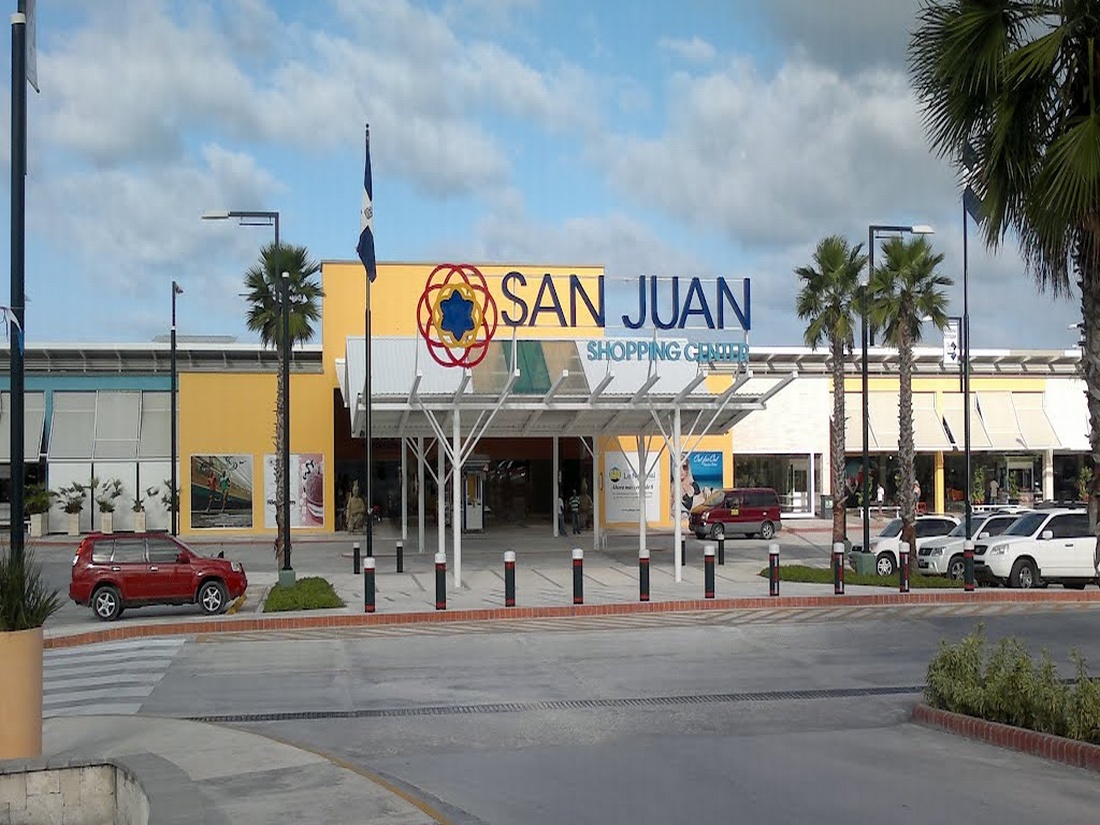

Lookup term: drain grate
[187,684,924,724]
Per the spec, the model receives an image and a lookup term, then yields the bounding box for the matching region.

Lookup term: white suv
[864,514,959,576]
[917,511,1025,579]
[974,508,1098,589]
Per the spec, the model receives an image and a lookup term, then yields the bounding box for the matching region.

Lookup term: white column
[452,409,462,587]
[417,436,425,553]
[437,441,445,558]
[593,434,601,552]
[637,436,647,554]
[401,438,408,542]
[673,406,682,583]
[553,435,560,537]
[809,451,816,516]
[1043,449,1054,502]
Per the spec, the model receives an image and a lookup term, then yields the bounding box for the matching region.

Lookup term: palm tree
[910,1,1100,570]
[244,242,323,567]
[795,236,868,546]
[867,236,952,566]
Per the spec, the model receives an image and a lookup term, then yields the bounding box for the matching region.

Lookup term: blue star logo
[438,289,477,343]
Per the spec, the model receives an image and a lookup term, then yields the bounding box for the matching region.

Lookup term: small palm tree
[910,0,1100,572]
[244,242,323,567]
[868,236,952,565]
[795,235,867,546]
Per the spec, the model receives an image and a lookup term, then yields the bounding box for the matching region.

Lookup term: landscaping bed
[758,564,963,589]
[262,576,345,613]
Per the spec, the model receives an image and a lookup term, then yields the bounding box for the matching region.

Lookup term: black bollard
[434,552,446,610]
[704,544,715,599]
[396,540,404,573]
[572,548,584,605]
[717,537,725,566]
[899,542,910,594]
[504,550,516,607]
[768,543,780,597]
[680,537,686,567]
[639,548,650,602]
[363,556,376,613]
[964,540,975,592]
[353,541,361,576]
[833,541,845,595]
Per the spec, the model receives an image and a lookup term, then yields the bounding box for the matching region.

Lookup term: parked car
[916,511,1027,579]
[689,487,782,540]
[974,508,1097,589]
[70,533,248,621]
[858,514,959,576]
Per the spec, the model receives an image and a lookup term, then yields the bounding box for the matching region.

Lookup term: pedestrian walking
[568,489,581,535]
[557,494,568,536]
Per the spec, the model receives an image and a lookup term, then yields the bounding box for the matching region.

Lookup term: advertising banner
[605,453,660,522]
[264,453,325,528]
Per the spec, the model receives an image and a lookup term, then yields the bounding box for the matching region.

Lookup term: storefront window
[733,455,820,514]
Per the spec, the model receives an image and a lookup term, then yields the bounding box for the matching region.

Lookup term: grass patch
[757,564,964,589]
[263,576,345,612]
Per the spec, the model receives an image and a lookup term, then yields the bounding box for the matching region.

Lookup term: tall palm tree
[244,242,323,567]
[868,236,951,566]
[910,0,1100,571]
[795,235,868,546]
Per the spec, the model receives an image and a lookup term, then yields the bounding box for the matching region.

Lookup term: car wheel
[759,521,775,540]
[1010,559,1038,589]
[875,552,896,577]
[694,531,706,540]
[198,580,228,615]
[947,555,966,581]
[711,524,725,541]
[92,585,122,622]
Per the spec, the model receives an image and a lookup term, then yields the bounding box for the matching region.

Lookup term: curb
[912,704,1100,773]
[43,588,1100,650]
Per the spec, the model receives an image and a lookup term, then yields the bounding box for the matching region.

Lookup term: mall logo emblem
[417,264,499,368]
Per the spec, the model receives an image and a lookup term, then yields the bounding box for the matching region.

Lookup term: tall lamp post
[863,223,935,559]
[170,280,183,535]
[201,210,290,575]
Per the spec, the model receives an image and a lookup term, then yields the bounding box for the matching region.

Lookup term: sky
[0,0,1083,351]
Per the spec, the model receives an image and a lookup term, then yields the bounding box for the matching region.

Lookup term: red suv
[689,487,783,540]
[70,533,248,622]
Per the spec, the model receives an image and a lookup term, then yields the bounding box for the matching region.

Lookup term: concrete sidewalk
[39,715,446,825]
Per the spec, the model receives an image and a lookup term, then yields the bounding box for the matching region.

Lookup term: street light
[201,209,291,576]
[170,280,183,535]
[863,223,935,559]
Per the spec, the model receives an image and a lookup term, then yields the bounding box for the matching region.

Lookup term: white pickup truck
[973,508,1099,589]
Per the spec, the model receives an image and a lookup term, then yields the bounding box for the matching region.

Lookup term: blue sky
[0,0,1083,349]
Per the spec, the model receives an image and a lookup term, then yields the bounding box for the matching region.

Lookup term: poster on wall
[264,453,325,528]
[191,455,254,529]
[677,451,724,520]
[604,452,660,522]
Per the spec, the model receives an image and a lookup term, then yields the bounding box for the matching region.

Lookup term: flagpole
[358,123,377,559]
[365,261,373,558]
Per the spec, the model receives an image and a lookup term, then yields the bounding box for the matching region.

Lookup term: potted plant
[0,546,62,759]
[93,477,123,534]
[971,466,986,506]
[25,484,52,538]
[52,481,87,536]
[161,479,179,524]
[131,486,158,533]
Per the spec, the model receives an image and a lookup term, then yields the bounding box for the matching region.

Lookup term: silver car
[916,511,1025,579]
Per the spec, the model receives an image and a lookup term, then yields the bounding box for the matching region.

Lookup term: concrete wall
[0,763,148,825]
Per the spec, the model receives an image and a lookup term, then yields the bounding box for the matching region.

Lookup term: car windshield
[1004,512,1047,536]
[879,518,903,538]
[704,491,725,506]
[947,522,967,538]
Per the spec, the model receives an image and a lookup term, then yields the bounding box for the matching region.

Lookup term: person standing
[989,476,1000,504]
[557,494,568,536]
[875,481,885,515]
[568,489,581,535]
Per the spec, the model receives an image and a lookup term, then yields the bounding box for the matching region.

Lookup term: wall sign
[586,340,748,363]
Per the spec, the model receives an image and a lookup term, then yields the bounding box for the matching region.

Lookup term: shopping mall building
[0,261,1091,553]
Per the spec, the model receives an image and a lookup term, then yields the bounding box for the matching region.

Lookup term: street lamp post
[170,280,183,535]
[201,209,290,575]
[863,224,935,559]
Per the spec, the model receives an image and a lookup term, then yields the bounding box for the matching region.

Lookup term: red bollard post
[899,541,910,594]
[768,544,780,597]
[363,556,376,613]
[964,539,975,592]
[434,552,447,610]
[504,550,516,607]
[704,544,715,599]
[639,548,650,602]
[572,548,584,605]
[833,541,845,595]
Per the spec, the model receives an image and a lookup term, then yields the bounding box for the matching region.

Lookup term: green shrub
[0,547,62,631]
[263,576,345,613]
[758,564,963,589]
[924,625,1100,743]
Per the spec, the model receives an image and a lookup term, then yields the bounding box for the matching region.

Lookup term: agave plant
[0,547,62,631]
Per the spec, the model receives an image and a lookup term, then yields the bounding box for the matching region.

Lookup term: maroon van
[689,488,782,540]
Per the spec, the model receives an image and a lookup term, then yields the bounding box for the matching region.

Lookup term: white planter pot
[133,511,147,533]
[28,513,47,538]
[101,512,114,534]
[67,513,80,536]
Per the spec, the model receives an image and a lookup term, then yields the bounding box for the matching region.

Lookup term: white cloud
[658,36,716,64]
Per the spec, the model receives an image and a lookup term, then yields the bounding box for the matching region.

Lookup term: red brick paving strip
[43,589,1100,650]
[912,704,1100,773]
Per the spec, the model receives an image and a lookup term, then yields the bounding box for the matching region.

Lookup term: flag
[357,124,377,282]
